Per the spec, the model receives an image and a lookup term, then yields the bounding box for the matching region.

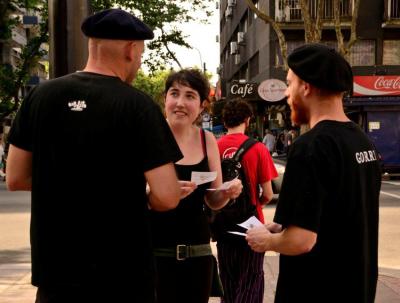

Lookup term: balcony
[387,0,400,19]
[275,0,353,23]
[384,0,400,27]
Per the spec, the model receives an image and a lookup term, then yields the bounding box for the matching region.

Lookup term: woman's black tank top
[151,129,212,247]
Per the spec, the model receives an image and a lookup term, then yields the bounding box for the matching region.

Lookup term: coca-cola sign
[353,76,400,96]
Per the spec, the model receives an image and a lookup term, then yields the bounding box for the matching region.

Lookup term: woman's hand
[221,178,243,200]
[179,180,197,199]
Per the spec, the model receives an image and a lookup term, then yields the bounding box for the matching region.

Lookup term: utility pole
[48,0,90,78]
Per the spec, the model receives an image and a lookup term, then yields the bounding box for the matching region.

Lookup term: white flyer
[191,171,217,186]
[227,231,247,237]
[206,177,238,191]
[237,216,263,230]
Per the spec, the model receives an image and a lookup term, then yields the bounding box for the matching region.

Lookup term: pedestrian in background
[6,9,182,303]
[246,44,381,303]
[262,129,276,154]
[216,99,278,303]
[275,133,286,155]
[151,69,242,303]
[0,135,5,180]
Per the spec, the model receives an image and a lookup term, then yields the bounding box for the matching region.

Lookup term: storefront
[346,75,400,174]
[212,79,293,140]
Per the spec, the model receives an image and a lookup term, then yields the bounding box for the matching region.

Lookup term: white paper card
[227,231,247,237]
[191,171,217,186]
[237,216,263,230]
[206,178,238,191]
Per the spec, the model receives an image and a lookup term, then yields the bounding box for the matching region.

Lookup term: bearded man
[246,44,381,303]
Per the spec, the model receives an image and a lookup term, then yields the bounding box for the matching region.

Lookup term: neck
[83,59,126,81]
[308,94,350,128]
[226,123,246,135]
[168,121,197,140]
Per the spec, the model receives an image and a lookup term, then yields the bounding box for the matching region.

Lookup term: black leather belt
[154,244,212,261]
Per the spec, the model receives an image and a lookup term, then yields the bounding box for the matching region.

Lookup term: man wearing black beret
[246,44,381,303]
[6,8,183,303]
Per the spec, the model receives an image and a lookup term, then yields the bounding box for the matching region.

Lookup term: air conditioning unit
[228,0,237,7]
[216,35,220,43]
[216,1,219,9]
[234,54,241,65]
[225,7,233,18]
[230,41,238,55]
[237,32,245,45]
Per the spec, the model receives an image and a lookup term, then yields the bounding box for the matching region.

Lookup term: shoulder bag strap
[232,138,257,162]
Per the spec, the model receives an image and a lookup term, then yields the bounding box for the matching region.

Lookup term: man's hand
[246,225,273,253]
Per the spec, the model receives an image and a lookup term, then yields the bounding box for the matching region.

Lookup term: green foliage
[90,0,214,73]
[0,0,213,122]
[0,0,48,122]
[133,69,171,111]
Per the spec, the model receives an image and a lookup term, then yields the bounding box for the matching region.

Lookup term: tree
[0,0,214,124]
[245,0,360,69]
[0,0,48,125]
[133,69,171,110]
[91,0,214,73]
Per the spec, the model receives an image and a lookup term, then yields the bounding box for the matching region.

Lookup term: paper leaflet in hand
[191,171,217,186]
[227,216,263,237]
[206,177,238,191]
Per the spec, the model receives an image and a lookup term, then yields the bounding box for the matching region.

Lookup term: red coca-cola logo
[374,76,400,90]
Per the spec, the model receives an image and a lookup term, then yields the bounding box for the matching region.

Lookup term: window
[240,12,248,33]
[383,40,400,65]
[249,52,259,79]
[348,40,375,66]
[275,41,304,67]
[240,64,249,80]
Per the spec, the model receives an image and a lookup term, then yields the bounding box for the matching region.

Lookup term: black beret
[288,43,353,93]
[81,9,154,40]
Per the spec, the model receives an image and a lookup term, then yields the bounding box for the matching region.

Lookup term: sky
[164,5,220,85]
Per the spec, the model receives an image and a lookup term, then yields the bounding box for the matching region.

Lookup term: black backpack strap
[232,138,257,162]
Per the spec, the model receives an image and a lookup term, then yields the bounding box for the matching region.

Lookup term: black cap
[287,43,353,93]
[81,9,154,40]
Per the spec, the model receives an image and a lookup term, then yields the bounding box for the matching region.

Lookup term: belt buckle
[176,244,188,261]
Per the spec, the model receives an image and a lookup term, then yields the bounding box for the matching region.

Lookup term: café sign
[353,75,400,96]
[258,79,287,102]
[229,82,258,98]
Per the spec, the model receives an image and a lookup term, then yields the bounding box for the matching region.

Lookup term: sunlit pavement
[0,181,399,303]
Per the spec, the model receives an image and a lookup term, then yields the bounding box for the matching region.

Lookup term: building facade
[218,0,400,173]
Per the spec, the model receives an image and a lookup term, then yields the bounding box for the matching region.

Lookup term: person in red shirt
[217,99,278,303]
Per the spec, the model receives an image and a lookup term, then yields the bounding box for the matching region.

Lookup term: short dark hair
[164,68,210,102]
[222,99,253,128]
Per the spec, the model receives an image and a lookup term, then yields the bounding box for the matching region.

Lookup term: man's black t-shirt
[274,120,381,303]
[8,72,182,301]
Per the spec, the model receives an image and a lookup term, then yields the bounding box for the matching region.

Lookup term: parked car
[270,155,286,204]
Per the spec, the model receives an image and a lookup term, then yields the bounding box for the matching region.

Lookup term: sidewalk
[1,254,399,303]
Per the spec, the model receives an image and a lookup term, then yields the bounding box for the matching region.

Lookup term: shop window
[383,40,400,65]
[348,40,375,66]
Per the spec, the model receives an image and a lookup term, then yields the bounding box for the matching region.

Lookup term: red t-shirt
[217,133,278,223]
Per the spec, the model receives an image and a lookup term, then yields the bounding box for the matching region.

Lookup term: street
[0,180,400,302]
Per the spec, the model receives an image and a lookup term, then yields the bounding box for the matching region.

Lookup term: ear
[245,117,251,127]
[124,41,135,61]
[303,82,312,97]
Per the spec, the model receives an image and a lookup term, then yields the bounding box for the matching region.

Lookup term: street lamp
[192,46,205,72]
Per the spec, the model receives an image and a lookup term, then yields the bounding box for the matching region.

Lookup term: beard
[290,97,309,126]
